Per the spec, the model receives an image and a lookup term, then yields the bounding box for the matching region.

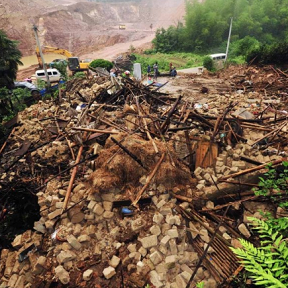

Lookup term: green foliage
[196,282,205,288]
[36,79,46,89]
[72,72,86,79]
[260,212,288,238]
[0,30,23,89]
[51,61,68,80]
[247,42,288,65]
[89,59,113,71]
[152,0,288,61]
[0,87,29,122]
[253,162,288,208]
[129,45,136,53]
[203,56,215,71]
[231,216,288,288]
[132,52,204,73]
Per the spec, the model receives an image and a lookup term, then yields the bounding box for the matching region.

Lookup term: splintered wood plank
[195,141,218,168]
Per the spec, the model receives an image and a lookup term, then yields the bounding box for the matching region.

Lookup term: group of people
[147,63,159,81]
[147,62,177,81]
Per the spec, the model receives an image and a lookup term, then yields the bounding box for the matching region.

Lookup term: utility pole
[33,25,51,92]
[225,17,233,63]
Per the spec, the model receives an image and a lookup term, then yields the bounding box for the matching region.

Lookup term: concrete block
[165,255,177,269]
[11,234,22,249]
[165,214,181,225]
[78,235,91,243]
[103,201,113,211]
[150,225,161,236]
[153,212,164,224]
[48,209,62,220]
[109,255,121,268]
[83,269,93,281]
[156,199,166,209]
[87,201,96,211]
[55,265,70,284]
[67,235,81,250]
[238,223,251,238]
[175,274,186,288]
[139,235,158,249]
[128,244,137,253]
[57,251,76,264]
[103,211,114,219]
[167,229,179,239]
[149,251,163,265]
[180,264,193,274]
[149,270,164,288]
[160,235,170,247]
[131,218,146,232]
[103,266,116,279]
[139,247,147,257]
[93,204,104,216]
[159,206,172,216]
[169,239,178,255]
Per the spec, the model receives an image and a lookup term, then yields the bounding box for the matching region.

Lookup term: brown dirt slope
[1,0,185,57]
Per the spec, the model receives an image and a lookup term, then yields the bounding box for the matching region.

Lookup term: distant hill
[0,0,185,56]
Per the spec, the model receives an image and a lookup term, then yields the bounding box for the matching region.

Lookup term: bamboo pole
[132,153,165,207]
[0,127,15,156]
[71,127,119,134]
[62,146,83,213]
[220,158,285,181]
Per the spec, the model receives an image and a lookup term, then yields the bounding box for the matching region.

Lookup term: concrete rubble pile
[0,66,288,288]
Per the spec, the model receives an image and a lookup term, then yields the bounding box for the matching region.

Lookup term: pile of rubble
[0,65,287,288]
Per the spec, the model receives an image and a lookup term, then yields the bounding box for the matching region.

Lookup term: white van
[209,53,226,69]
[35,68,61,83]
[209,53,226,61]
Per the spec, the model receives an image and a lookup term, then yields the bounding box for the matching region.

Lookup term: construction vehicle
[35,46,90,74]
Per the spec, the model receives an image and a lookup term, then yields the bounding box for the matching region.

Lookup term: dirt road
[81,33,155,61]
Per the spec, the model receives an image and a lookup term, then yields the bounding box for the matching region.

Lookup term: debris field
[0,65,288,288]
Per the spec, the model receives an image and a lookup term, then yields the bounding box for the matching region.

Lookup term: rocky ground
[0,65,288,288]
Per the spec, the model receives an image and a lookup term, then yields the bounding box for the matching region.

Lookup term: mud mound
[88,133,192,193]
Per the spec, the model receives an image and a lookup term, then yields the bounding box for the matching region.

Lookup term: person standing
[153,62,158,81]
[147,64,151,75]
[169,62,173,72]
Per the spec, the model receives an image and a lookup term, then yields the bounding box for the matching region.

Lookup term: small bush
[89,59,113,71]
[73,72,86,79]
[203,56,214,71]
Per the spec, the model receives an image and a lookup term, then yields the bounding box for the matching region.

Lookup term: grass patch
[132,52,205,74]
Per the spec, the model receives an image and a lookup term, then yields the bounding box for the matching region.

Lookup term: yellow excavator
[35,46,91,74]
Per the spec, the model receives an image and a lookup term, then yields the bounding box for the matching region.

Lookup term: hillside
[0,0,185,57]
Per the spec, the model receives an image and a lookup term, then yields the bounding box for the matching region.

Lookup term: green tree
[0,30,23,89]
[89,59,113,71]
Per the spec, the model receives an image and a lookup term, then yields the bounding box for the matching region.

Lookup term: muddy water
[20,54,67,70]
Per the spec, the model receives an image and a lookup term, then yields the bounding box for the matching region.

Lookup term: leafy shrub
[231,217,288,288]
[253,162,288,208]
[246,42,288,65]
[73,72,86,79]
[203,56,214,71]
[144,49,157,55]
[89,59,113,71]
[51,61,68,80]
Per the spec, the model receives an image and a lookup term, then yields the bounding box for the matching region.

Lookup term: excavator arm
[35,45,90,73]
[42,46,73,58]
[35,46,73,68]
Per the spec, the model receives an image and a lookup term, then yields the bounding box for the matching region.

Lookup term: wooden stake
[62,146,83,213]
[132,153,165,207]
